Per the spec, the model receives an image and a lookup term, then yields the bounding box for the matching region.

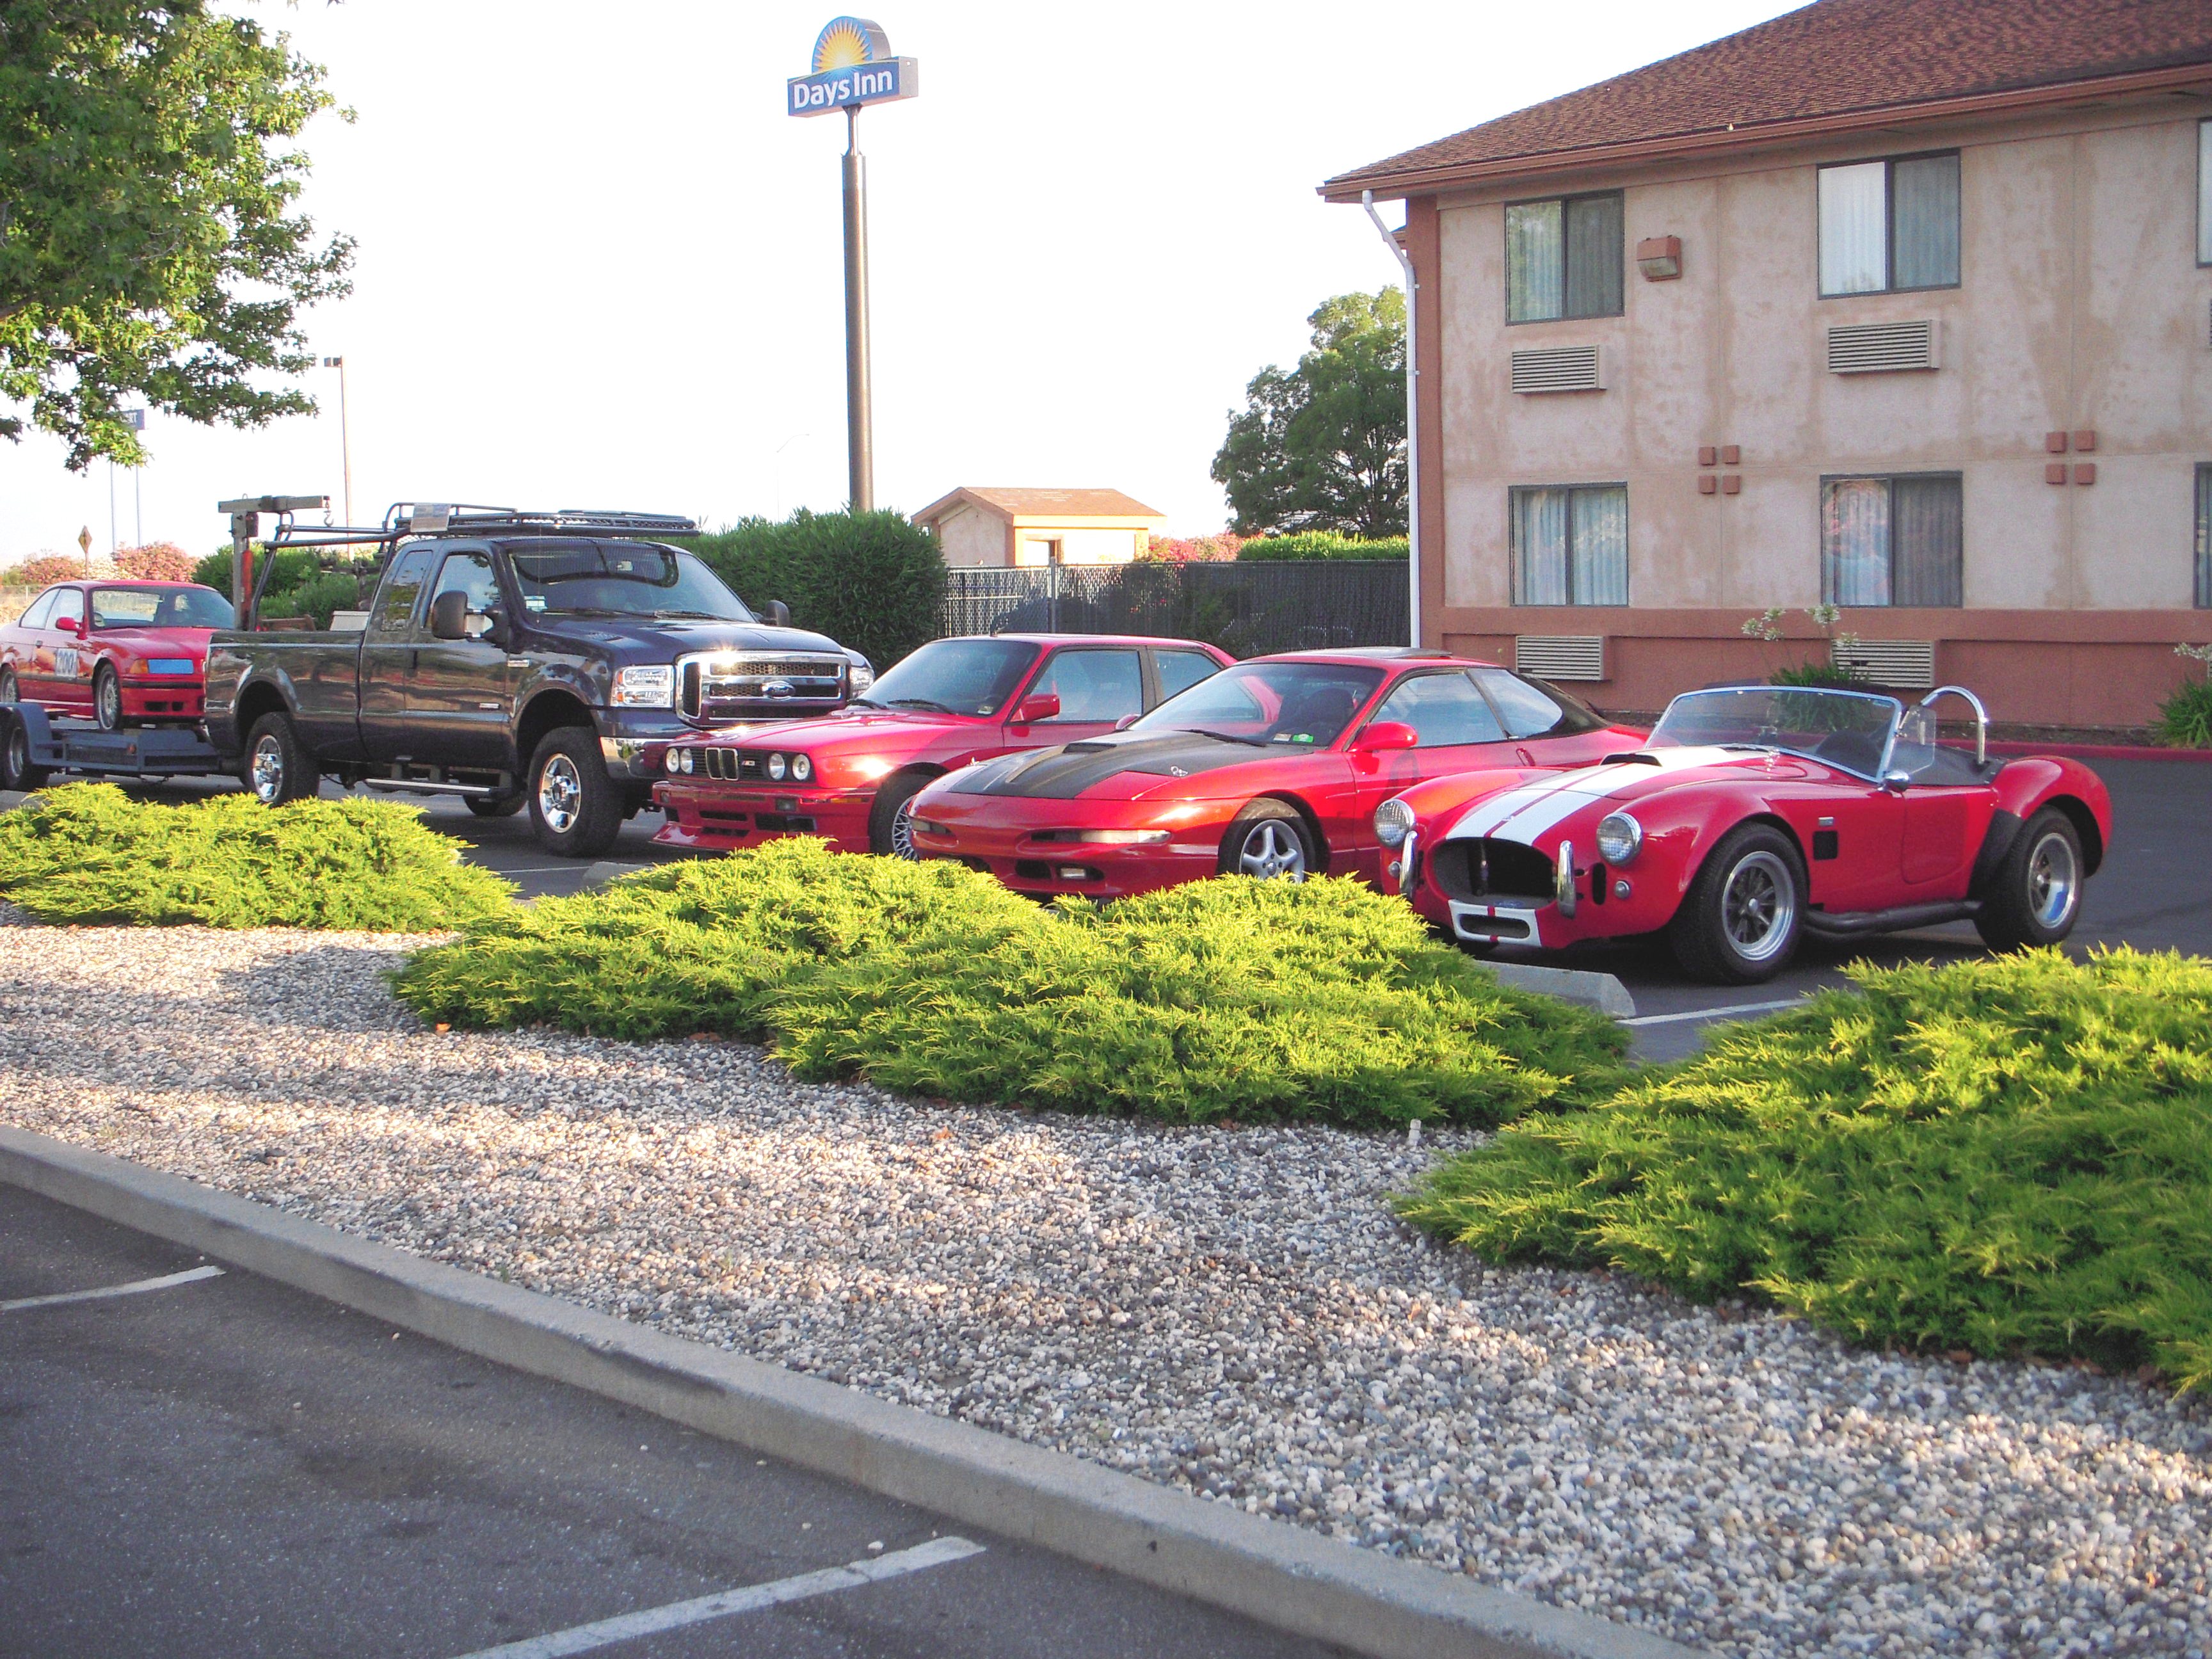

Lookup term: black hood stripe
[948,732,1271,799]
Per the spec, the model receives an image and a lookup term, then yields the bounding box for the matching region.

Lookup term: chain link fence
[939,561,1409,659]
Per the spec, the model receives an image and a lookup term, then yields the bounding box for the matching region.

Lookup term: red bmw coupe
[1382,684,2112,982]
[904,648,1644,899]
[0,580,235,730]
[652,634,1234,856]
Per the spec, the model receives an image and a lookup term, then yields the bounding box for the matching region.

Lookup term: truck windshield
[91,586,235,629]
[506,543,752,621]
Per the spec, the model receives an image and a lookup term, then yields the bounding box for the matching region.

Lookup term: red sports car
[0,580,235,730]
[1381,684,2112,983]
[904,648,1644,899]
[652,634,1235,856]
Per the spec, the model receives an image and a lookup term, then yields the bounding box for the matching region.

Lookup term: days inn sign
[787,16,918,117]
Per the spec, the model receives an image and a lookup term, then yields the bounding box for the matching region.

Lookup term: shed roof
[1322,0,2212,200]
[914,487,1166,523]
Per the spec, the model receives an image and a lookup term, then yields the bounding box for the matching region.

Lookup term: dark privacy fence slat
[938,562,1410,659]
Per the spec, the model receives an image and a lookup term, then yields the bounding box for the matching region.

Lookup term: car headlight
[610,664,674,708]
[666,748,685,774]
[1075,829,1169,844]
[1374,797,1416,849]
[848,661,874,695]
[790,753,813,783]
[766,752,787,781]
[1596,811,1643,865]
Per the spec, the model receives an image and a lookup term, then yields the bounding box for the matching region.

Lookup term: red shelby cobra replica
[0,581,235,730]
[1381,684,2112,983]
[905,648,1644,899]
[652,634,1234,856]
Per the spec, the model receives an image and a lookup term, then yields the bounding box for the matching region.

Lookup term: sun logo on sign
[812,16,890,72]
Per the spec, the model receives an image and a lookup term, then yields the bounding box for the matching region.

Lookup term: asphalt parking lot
[0,1183,1343,1659]
[3,753,2204,1059]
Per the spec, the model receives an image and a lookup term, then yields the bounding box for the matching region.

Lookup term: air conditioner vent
[1514,634,1607,681]
[1511,344,1607,394]
[1832,638,1936,689]
[1827,319,1941,374]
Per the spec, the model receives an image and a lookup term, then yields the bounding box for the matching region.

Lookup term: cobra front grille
[677,653,846,719]
[1429,838,1556,906]
[1826,319,1940,374]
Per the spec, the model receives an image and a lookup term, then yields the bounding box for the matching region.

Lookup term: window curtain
[1891,474,1963,606]
[1819,162,1887,295]
[1891,154,1960,289]
[1822,478,1891,605]
[1569,486,1629,604]
[1564,194,1623,319]
[1511,487,1570,604]
[1506,202,1563,323]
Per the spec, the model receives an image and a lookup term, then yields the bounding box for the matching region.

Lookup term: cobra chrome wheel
[2026,828,2079,931]
[1720,849,1797,965]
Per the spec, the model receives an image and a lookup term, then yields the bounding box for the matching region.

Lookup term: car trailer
[0,700,235,794]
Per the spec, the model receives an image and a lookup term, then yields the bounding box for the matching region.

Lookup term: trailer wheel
[243,712,316,806]
[1,713,51,792]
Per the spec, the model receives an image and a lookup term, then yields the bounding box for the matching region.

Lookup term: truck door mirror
[480,608,510,649]
[429,589,470,640]
[763,599,791,629]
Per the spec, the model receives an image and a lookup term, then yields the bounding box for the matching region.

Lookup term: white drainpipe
[1362,189,1420,649]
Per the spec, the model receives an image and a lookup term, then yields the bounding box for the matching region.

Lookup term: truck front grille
[677,653,847,721]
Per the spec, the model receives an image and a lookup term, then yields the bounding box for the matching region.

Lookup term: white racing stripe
[0,1263,225,1313]
[1444,749,1739,847]
[444,1535,986,1659]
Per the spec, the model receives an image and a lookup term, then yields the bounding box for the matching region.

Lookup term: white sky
[0,0,1802,565]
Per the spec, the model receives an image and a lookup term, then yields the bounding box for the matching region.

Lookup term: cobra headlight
[790,753,813,783]
[1374,797,1416,849]
[766,752,787,781]
[1595,811,1644,865]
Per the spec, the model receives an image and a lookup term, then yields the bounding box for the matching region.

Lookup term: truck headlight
[1596,812,1643,865]
[790,753,813,782]
[1374,797,1416,849]
[766,752,787,781]
[611,665,674,708]
[848,661,874,695]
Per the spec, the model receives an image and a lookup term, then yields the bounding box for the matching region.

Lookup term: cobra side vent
[1832,639,1936,689]
[1514,634,1607,681]
[1827,319,1940,374]
[1510,344,1607,394]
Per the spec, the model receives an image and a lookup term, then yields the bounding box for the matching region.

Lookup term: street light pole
[842,108,872,513]
[323,355,353,525]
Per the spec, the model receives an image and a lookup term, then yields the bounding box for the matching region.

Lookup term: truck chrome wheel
[538,755,584,835]
[1720,849,1795,963]
[2028,829,2079,929]
[250,735,288,805]
[1235,819,1307,881]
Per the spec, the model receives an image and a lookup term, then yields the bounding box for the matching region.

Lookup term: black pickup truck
[203,507,871,856]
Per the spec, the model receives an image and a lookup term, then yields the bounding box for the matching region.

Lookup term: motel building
[1324,0,2212,730]
[915,487,1167,568]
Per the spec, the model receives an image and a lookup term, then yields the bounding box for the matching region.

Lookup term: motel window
[2200,121,2212,266]
[1821,474,1962,607]
[1818,152,1960,296]
[1511,485,1628,605]
[2197,465,2211,607]
[1505,193,1623,323]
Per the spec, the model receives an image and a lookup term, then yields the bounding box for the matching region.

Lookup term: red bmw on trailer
[903,648,1644,899]
[0,580,234,731]
[652,634,1235,857]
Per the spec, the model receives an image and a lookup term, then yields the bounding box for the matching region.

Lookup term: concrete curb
[0,1126,1697,1659]
[1483,963,1638,1020]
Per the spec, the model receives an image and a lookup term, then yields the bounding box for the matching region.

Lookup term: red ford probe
[0,580,236,730]
[1381,683,2113,983]
[651,634,1233,856]
[903,648,1644,899]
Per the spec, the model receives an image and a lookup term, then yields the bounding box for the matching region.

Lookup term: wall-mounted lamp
[1636,235,1683,281]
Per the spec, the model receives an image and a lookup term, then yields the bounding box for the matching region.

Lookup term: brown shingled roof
[1323,0,2212,199]
[914,487,1165,522]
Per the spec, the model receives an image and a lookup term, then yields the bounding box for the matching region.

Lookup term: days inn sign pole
[789,17,919,515]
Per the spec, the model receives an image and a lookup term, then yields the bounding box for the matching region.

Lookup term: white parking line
[444,1535,986,1659]
[0,1263,225,1313]
[1619,997,1807,1029]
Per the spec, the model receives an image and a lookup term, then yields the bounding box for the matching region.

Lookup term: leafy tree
[1,2,353,469]
[1211,288,1406,538]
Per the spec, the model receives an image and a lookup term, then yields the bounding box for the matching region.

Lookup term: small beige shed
[913,487,1167,568]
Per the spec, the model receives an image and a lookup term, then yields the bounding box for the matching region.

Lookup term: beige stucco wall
[933,504,1008,567]
[1434,101,2212,615]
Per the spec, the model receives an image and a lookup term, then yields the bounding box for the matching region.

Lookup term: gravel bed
[1,925,2207,1658]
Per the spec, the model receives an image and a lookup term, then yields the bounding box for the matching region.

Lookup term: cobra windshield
[1649,686,1902,776]
[1132,662,1384,748]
